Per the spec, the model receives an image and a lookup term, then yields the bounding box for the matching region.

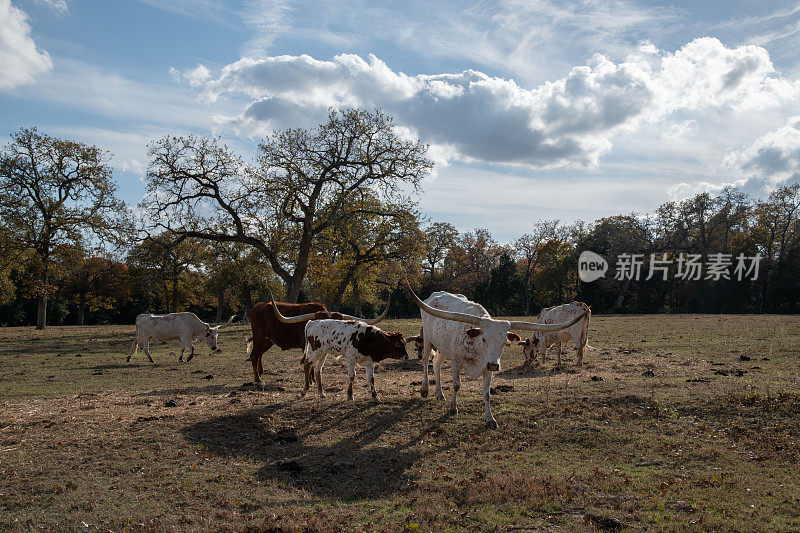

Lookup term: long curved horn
[217,315,238,328]
[403,277,482,327]
[510,309,589,332]
[268,289,319,324]
[339,296,391,325]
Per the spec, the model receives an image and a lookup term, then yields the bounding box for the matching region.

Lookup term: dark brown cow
[247,301,332,385]
[246,298,390,385]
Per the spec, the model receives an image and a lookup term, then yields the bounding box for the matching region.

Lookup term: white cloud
[721,116,800,194]
[0,0,53,89]
[33,0,67,13]
[170,64,211,87]
[194,38,800,170]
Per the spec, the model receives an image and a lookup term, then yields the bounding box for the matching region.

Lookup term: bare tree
[514,220,560,314]
[0,128,132,329]
[141,109,432,301]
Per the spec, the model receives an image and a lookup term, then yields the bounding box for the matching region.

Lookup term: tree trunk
[615,278,632,311]
[242,285,252,320]
[285,277,302,303]
[216,290,224,323]
[36,266,48,330]
[330,265,358,310]
[77,293,86,326]
[352,278,362,316]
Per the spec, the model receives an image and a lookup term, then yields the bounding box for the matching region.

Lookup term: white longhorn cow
[127,312,237,363]
[404,280,589,428]
[521,302,591,366]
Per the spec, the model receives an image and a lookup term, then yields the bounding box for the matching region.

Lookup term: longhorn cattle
[404,279,589,429]
[246,294,390,385]
[521,302,591,366]
[127,313,236,363]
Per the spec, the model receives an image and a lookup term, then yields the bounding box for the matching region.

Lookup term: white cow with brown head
[521,301,591,366]
[404,280,589,429]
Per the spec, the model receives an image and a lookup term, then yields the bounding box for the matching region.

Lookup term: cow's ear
[205,325,211,337]
[506,332,521,344]
[466,327,482,338]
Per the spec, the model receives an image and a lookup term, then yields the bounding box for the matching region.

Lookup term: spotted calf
[299,319,409,400]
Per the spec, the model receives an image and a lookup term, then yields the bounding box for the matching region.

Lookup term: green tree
[0,128,132,328]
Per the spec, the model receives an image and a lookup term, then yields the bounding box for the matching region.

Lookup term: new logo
[578,251,608,282]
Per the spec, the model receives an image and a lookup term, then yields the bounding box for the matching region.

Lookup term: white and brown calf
[299,319,409,400]
[521,301,591,366]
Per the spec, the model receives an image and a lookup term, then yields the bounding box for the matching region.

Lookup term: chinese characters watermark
[579,251,762,283]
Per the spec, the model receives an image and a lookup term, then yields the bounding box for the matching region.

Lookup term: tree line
[1,110,798,328]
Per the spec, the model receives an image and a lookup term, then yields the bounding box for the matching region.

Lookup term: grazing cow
[127,313,236,363]
[246,294,390,385]
[521,302,591,366]
[404,279,589,428]
[268,300,407,400]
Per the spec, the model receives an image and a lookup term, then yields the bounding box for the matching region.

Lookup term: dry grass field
[1,314,799,531]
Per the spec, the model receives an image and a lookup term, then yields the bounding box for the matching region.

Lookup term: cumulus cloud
[0,0,54,89]
[192,38,799,169]
[719,116,800,194]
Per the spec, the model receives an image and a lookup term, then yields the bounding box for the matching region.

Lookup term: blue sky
[2,0,800,241]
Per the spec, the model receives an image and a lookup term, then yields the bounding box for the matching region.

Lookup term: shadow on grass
[181,398,446,500]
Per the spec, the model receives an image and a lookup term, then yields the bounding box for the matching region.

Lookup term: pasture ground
[1,315,799,531]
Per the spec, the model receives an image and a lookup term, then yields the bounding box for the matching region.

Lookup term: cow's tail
[245,336,253,360]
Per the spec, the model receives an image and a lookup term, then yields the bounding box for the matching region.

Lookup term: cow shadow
[181,399,446,501]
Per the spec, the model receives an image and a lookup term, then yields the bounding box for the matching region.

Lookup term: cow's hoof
[420,388,429,398]
[435,392,445,401]
[126,358,131,363]
[347,396,354,402]
[448,405,458,416]
[486,419,498,430]
[319,392,327,399]
[178,357,183,362]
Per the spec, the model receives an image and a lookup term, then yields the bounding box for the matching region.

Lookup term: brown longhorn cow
[246,295,390,385]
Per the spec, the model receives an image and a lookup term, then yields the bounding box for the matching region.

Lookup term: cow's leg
[366,363,378,400]
[186,343,195,362]
[448,362,461,415]
[571,330,584,367]
[420,340,434,398]
[555,342,562,366]
[143,337,155,364]
[540,342,547,364]
[315,354,327,399]
[178,346,184,362]
[126,336,138,362]
[299,359,313,398]
[250,339,272,385]
[433,350,446,401]
[346,360,357,401]
[483,370,497,429]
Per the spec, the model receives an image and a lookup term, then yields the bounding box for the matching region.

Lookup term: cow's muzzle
[486,362,500,371]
